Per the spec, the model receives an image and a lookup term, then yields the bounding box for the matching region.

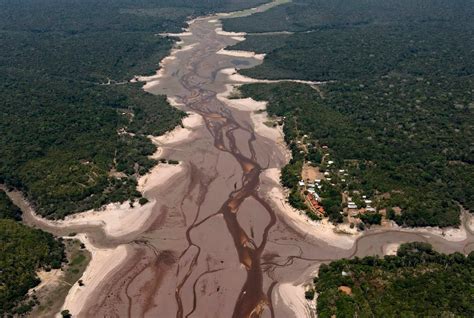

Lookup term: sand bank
[221,67,324,86]
[22,167,179,239]
[390,222,467,242]
[383,243,400,255]
[215,27,246,37]
[217,48,265,60]
[60,234,128,317]
[159,31,192,37]
[274,282,311,318]
[262,168,360,249]
[151,111,204,146]
[132,43,196,90]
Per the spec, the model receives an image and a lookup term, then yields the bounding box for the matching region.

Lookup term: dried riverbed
[17,1,474,317]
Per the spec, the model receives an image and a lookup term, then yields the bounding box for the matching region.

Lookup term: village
[293,135,388,231]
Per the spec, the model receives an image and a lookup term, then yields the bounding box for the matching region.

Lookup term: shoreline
[55,110,204,316]
[59,234,129,317]
[216,73,359,249]
[213,25,471,250]
[8,1,470,316]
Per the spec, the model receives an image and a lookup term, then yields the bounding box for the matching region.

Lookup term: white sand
[390,222,467,242]
[167,96,185,108]
[383,243,400,256]
[274,282,311,318]
[132,42,196,91]
[262,168,360,249]
[215,27,246,37]
[151,112,204,146]
[217,48,265,60]
[217,85,290,163]
[159,32,192,37]
[30,269,62,294]
[218,96,267,112]
[23,111,198,240]
[25,164,182,239]
[59,234,128,317]
[220,67,325,86]
[232,36,246,41]
[273,265,319,318]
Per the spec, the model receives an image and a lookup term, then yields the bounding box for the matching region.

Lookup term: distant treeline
[228,0,474,227]
[0,0,267,219]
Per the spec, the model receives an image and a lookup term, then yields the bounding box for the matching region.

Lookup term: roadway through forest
[17,1,474,317]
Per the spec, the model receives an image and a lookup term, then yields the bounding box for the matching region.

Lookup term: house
[328,160,334,165]
[366,207,376,212]
[324,171,330,176]
[315,179,321,183]
[364,199,372,205]
[308,188,316,194]
[348,203,358,209]
[298,180,305,187]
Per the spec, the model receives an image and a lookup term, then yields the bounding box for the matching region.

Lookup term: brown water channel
[17,2,474,317]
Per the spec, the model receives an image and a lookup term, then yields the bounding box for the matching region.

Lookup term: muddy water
[19,3,474,318]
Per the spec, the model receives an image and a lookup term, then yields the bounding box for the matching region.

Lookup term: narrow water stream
[15,2,474,317]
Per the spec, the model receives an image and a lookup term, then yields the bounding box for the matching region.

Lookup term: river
[15,1,474,317]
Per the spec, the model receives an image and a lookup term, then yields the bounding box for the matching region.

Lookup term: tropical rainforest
[227,0,474,227]
[313,242,474,317]
[0,0,267,219]
[0,0,267,315]
[0,191,66,315]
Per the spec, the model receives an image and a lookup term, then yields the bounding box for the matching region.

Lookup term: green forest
[0,191,22,221]
[0,192,66,315]
[0,0,267,219]
[0,0,268,315]
[228,0,474,227]
[314,242,474,317]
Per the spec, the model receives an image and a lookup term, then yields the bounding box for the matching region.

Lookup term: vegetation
[0,0,268,219]
[30,240,91,318]
[229,0,473,227]
[0,191,21,221]
[358,212,382,226]
[0,218,66,315]
[315,242,474,317]
[0,0,269,315]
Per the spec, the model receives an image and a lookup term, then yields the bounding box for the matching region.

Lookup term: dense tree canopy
[229,0,473,227]
[0,0,267,219]
[0,191,22,221]
[0,217,65,315]
[315,242,474,317]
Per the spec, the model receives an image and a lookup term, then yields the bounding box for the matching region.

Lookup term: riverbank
[60,234,128,316]
[31,0,474,316]
[28,239,91,318]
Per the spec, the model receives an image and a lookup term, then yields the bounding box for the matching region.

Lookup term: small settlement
[293,135,386,231]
